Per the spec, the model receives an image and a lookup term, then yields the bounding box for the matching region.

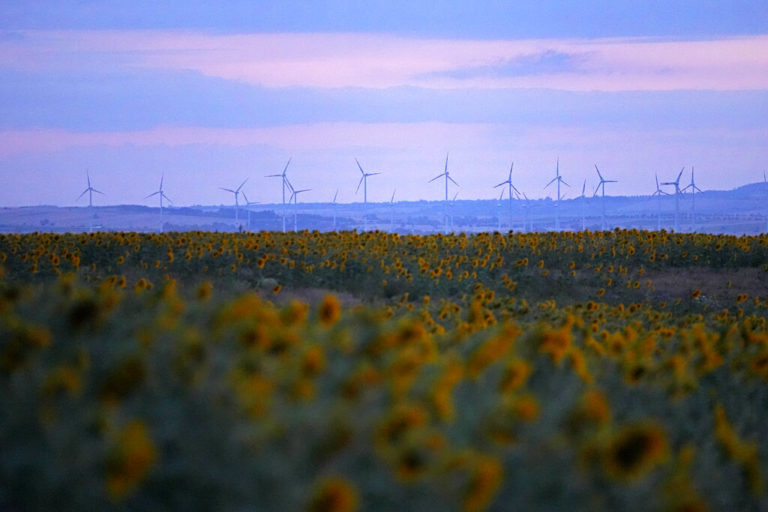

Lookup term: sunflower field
[1,229,768,511]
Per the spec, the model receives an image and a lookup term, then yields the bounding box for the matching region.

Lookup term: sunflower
[603,422,669,481]
[307,476,359,512]
[318,294,341,326]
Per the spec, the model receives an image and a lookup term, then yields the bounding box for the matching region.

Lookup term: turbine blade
[77,189,88,200]
[162,193,173,204]
[159,175,164,190]
[561,179,570,187]
[282,158,291,176]
[511,184,521,196]
[145,191,160,199]
[92,189,104,195]
[594,164,603,180]
[545,177,557,188]
[356,176,364,194]
[444,153,449,173]
[242,192,249,204]
[367,172,381,177]
[220,187,235,193]
[429,173,444,183]
[448,176,458,186]
[266,174,282,178]
[355,158,364,175]
[677,167,684,182]
[236,178,248,192]
[494,181,506,188]
[333,189,338,203]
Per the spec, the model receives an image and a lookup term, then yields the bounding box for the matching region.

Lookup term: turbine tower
[579,179,587,231]
[522,192,532,233]
[429,153,459,202]
[144,174,172,231]
[332,189,339,231]
[389,189,396,232]
[77,171,104,208]
[661,167,684,231]
[593,164,617,231]
[355,158,381,205]
[681,166,702,231]
[449,191,458,231]
[544,157,569,231]
[496,188,504,232]
[650,173,668,231]
[219,178,248,226]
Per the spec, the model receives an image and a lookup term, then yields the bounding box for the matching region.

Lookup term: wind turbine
[290,187,311,231]
[77,171,104,208]
[389,189,396,232]
[429,153,459,202]
[241,191,260,230]
[494,162,520,230]
[593,165,617,231]
[681,166,702,231]
[494,162,520,207]
[544,157,569,231]
[331,189,339,231]
[430,153,459,232]
[266,158,293,206]
[661,167,684,231]
[764,172,768,232]
[650,174,668,231]
[355,159,381,205]
[219,178,248,226]
[77,171,104,233]
[579,179,587,231]
[449,191,458,231]
[266,159,293,232]
[522,192,532,232]
[144,174,172,231]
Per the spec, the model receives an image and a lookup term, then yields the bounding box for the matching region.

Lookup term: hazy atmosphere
[6,4,768,512]
[1,1,767,207]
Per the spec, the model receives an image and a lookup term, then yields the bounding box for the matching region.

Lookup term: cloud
[426,50,588,79]
[2,31,768,91]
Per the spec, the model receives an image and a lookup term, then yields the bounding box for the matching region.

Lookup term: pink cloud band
[1,31,767,91]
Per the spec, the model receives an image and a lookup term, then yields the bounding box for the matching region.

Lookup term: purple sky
[1,1,767,206]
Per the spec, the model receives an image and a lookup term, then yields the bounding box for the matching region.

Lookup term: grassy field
[1,229,768,511]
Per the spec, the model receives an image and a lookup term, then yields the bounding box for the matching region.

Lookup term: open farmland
[2,229,768,511]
